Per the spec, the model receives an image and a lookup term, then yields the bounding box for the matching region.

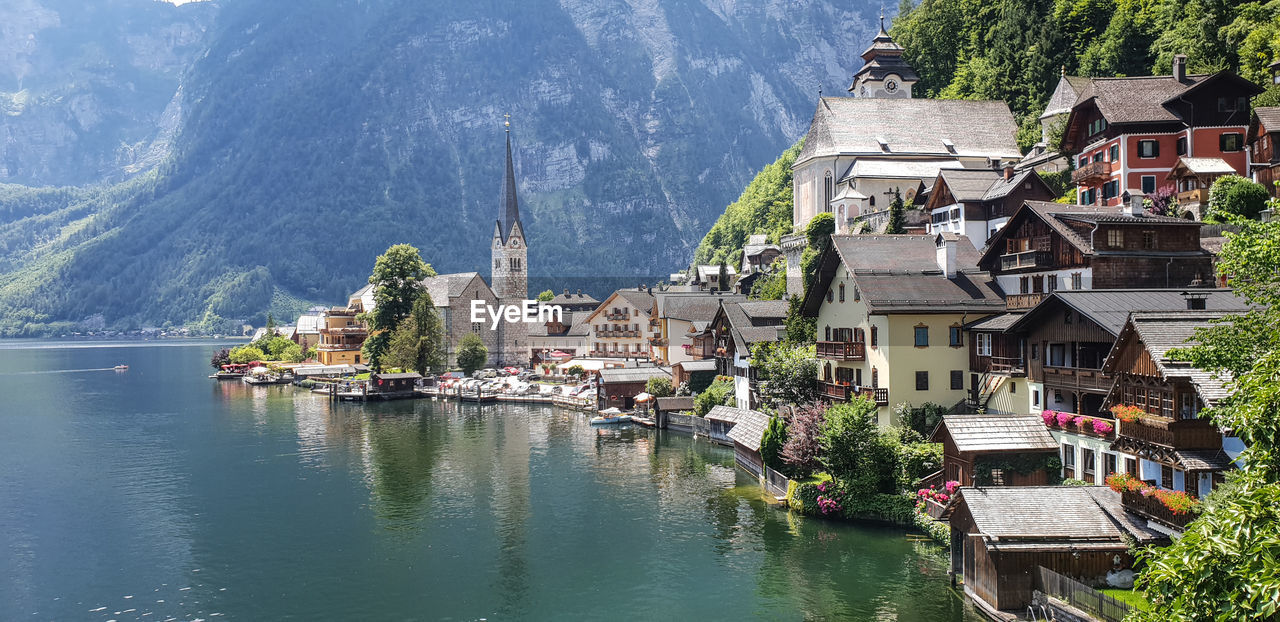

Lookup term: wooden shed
[933,414,1060,487]
[943,486,1165,616]
[369,372,421,396]
[725,409,771,477]
[597,366,671,410]
[705,405,768,446]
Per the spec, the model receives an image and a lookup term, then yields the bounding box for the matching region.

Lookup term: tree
[717,260,730,291]
[566,364,585,378]
[749,258,787,300]
[693,376,735,416]
[1207,175,1270,222]
[265,313,277,336]
[211,348,230,370]
[385,291,446,375]
[456,333,488,376]
[645,375,673,398]
[281,343,305,363]
[537,290,555,302]
[779,403,825,477]
[805,212,835,247]
[229,345,265,364]
[760,415,788,472]
[1131,219,1280,621]
[751,342,819,407]
[784,292,816,345]
[819,398,887,486]
[361,244,435,370]
[885,188,906,234]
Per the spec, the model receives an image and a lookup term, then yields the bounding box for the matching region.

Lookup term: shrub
[780,403,826,477]
[693,376,734,417]
[1207,175,1269,221]
[760,415,788,472]
[645,376,673,398]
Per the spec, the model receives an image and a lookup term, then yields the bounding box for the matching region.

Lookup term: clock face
[885,80,898,93]
[511,239,521,248]
[860,86,868,96]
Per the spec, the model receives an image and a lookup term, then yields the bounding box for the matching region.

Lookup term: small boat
[113,364,128,371]
[591,408,632,425]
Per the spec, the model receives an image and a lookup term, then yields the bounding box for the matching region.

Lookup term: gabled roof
[1249,107,1280,142]
[935,414,1058,453]
[548,291,600,306]
[658,292,744,322]
[978,201,1205,268]
[1005,289,1247,336]
[1102,311,1241,405]
[717,300,788,352]
[586,289,657,323]
[724,408,772,451]
[496,131,523,243]
[420,272,487,306]
[1040,74,1090,120]
[675,359,717,373]
[951,486,1164,544]
[796,98,1021,166]
[804,235,1006,316]
[1169,157,1235,178]
[936,168,1004,202]
[598,366,670,385]
[654,396,694,412]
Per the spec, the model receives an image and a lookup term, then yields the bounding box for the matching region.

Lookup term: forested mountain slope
[0,0,880,334]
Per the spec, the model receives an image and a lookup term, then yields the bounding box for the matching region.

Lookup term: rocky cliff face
[0,0,214,186]
[0,0,879,334]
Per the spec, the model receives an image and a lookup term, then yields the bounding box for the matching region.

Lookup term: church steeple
[848,15,918,99]
[496,118,522,244]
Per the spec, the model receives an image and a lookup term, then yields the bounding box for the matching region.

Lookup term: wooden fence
[1036,566,1132,622]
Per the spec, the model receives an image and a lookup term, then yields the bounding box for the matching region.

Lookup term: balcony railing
[649,337,667,346]
[987,356,1026,376]
[821,382,853,401]
[1176,188,1207,205]
[1071,160,1113,184]
[1121,488,1197,531]
[1000,250,1053,271]
[1042,366,1114,392]
[1116,415,1221,450]
[604,311,630,321]
[1006,293,1045,310]
[816,340,866,361]
[821,383,888,406]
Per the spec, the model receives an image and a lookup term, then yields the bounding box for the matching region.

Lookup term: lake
[0,341,980,620]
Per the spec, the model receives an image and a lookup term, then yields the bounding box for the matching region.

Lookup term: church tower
[848,15,918,99]
[491,119,528,365]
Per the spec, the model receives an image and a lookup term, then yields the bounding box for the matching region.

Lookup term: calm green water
[0,341,980,621]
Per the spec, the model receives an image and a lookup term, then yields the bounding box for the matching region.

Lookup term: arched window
[869,195,876,207]
[839,283,845,302]
[824,171,833,212]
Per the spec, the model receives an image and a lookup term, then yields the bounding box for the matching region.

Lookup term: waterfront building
[1061,55,1262,206]
[923,166,1056,245]
[976,200,1215,313]
[703,299,788,409]
[1101,310,1244,535]
[420,271,502,368]
[597,366,670,411]
[1247,107,1280,196]
[931,414,1059,488]
[527,311,590,365]
[583,288,658,360]
[943,486,1164,616]
[651,290,743,365]
[723,407,772,480]
[803,234,1004,427]
[1001,289,1245,485]
[317,306,367,365]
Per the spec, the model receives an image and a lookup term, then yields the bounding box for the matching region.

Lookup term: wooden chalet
[932,414,1059,487]
[944,486,1165,616]
[1166,157,1235,219]
[596,366,670,411]
[1248,107,1280,197]
[923,166,1055,246]
[977,201,1215,312]
[1101,311,1241,531]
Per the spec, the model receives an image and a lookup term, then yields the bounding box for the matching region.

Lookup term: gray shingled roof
[1173,157,1236,176]
[1006,289,1248,336]
[598,366,670,385]
[964,312,1022,332]
[614,289,656,312]
[957,486,1163,542]
[1256,107,1280,130]
[1040,75,1090,119]
[796,98,1021,165]
[705,405,748,424]
[724,409,772,451]
[549,291,599,306]
[660,293,743,322]
[842,158,963,182]
[676,359,717,372]
[420,272,485,306]
[655,396,695,412]
[1076,74,1212,125]
[938,414,1058,453]
[721,300,787,352]
[1122,312,1239,404]
[1173,449,1235,472]
[826,235,1006,314]
[938,168,1003,202]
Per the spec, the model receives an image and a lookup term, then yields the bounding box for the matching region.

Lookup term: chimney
[1123,191,1144,217]
[1173,54,1187,83]
[1003,163,1015,180]
[563,288,569,296]
[935,234,957,279]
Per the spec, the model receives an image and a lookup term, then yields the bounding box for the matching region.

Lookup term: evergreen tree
[885,188,906,234]
[385,290,445,375]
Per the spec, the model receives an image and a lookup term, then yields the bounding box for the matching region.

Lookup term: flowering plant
[1056,411,1074,427]
[916,481,960,506]
[1041,410,1057,426]
[1106,472,1201,515]
[1092,419,1114,435]
[1110,404,1146,423]
[815,481,845,515]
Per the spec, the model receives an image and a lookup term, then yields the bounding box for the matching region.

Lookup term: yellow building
[317,306,368,366]
[802,233,1005,426]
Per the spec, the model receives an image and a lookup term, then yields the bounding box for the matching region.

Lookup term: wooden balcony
[1071,160,1113,184]
[604,311,630,321]
[1042,366,1114,392]
[821,382,853,401]
[988,356,1026,377]
[1121,488,1197,531]
[1176,188,1207,205]
[1000,250,1053,271]
[1006,293,1045,310]
[816,340,866,361]
[1116,415,1220,450]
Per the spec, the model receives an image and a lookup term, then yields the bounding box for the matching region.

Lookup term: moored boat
[590,408,632,425]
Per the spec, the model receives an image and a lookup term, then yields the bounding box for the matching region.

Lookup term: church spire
[497,116,522,243]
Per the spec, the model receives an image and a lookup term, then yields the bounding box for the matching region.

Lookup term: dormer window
[877,137,890,152]
[942,138,956,154]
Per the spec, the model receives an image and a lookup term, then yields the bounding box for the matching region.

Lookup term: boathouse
[943,486,1164,615]
[705,405,768,446]
[597,366,670,411]
[369,372,421,397]
[725,408,771,477]
[932,414,1060,487]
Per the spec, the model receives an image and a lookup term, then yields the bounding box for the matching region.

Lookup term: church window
[494,258,501,269]
[869,195,876,207]
[824,172,833,212]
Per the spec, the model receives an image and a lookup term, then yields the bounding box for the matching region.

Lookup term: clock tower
[491,119,528,365]
[848,15,918,99]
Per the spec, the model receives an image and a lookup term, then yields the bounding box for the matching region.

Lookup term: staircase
[968,372,1007,412]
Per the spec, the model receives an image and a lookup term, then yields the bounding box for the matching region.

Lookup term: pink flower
[1056,412,1074,426]
[1092,419,1114,434]
[1041,411,1055,426]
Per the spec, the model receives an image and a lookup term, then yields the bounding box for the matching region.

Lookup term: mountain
[0,0,880,335]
